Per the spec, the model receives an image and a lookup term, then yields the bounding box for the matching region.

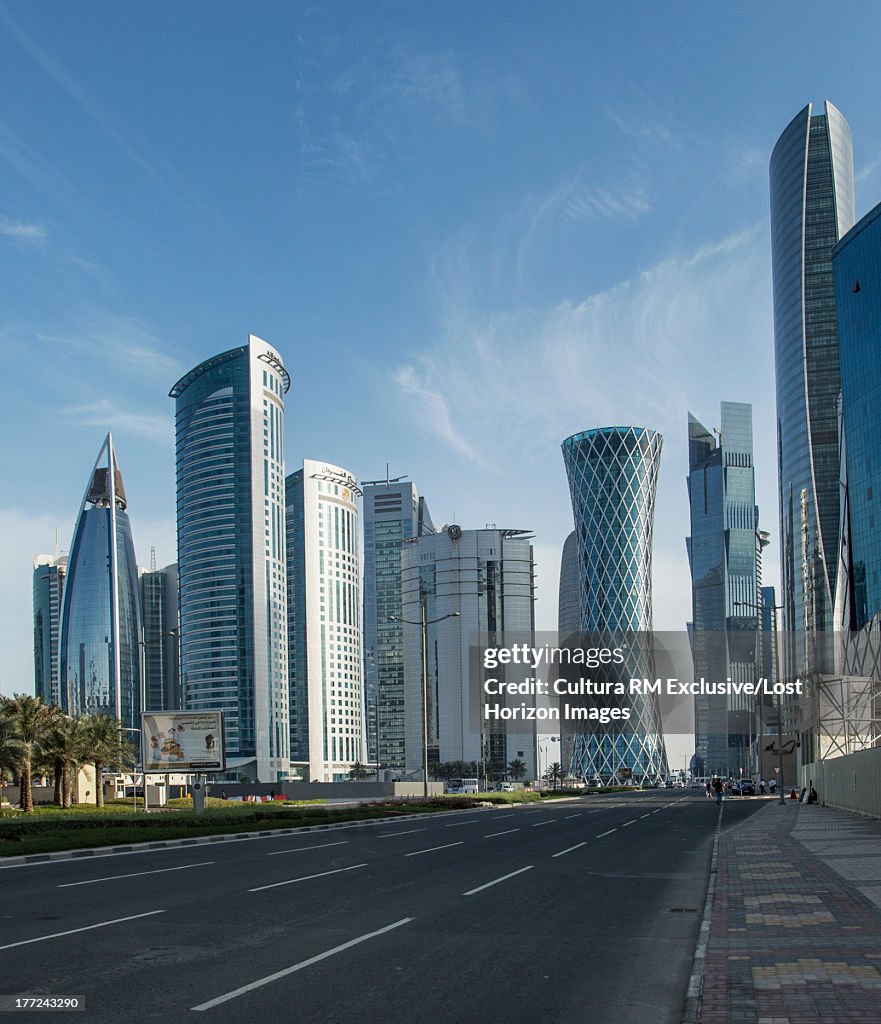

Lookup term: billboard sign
[141,712,225,772]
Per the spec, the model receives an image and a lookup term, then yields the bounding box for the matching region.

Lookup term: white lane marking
[531,820,555,828]
[492,813,515,820]
[267,842,349,857]
[621,820,637,827]
[463,865,533,896]
[191,918,414,1011]
[248,864,366,893]
[483,829,520,838]
[652,809,662,813]
[377,829,427,838]
[57,860,214,888]
[0,909,165,951]
[444,820,477,828]
[639,814,650,819]
[552,842,587,859]
[405,841,464,858]
[596,829,617,838]
[564,814,581,820]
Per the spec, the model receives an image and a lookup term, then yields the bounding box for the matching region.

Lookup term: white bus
[447,778,480,794]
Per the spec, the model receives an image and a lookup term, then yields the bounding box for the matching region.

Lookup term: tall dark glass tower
[59,435,142,728]
[770,101,855,681]
[686,403,762,778]
[562,426,668,782]
[557,530,580,639]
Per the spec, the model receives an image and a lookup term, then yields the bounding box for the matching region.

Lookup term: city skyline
[6,4,881,719]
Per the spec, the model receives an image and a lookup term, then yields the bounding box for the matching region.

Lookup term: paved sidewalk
[696,800,881,1023]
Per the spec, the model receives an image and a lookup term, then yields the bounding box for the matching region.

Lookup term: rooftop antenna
[386,462,390,486]
[54,528,60,559]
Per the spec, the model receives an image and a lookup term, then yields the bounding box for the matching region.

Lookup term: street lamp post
[390,609,459,798]
[735,599,785,806]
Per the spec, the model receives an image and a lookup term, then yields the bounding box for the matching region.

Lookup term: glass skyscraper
[562,426,668,782]
[59,434,142,728]
[834,200,881,628]
[686,403,762,778]
[139,562,180,712]
[170,335,290,782]
[286,460,364,782]
[33,553,67,706]
[770,101,855,681]
[557,530,580,639]
[361,475,434,774]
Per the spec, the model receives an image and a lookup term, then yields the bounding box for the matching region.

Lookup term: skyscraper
[59,434,142,728]
[558,530,579,639]
[770,101,855,681]
[286,460,364,782]
[139,561,180,712]
[361,475,434,775]
[686,403,762,778]
[170,335,290,782]
[33,553,67,706]
[562,426,668,782]
[401,526,536,780]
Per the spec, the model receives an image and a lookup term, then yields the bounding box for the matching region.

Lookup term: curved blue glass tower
[562,426,668,781]
[59,434,142,728]
[170,334,291,782]
[770,101,855,678]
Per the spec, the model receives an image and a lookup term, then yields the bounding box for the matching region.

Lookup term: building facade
[138,562,180,712]
[59,434,142,729]
[562,426,669,782]
[361,476,434,775]
[770,101,855,682]
[170,335,290,782]
[33,554,67,706]
[286,460,364,782]
[558,530,580,639]
[686,403,763,778]
[401,526,536,781]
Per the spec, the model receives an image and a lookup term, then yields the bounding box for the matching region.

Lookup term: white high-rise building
[286,460,364,782]
[401,526,537,782]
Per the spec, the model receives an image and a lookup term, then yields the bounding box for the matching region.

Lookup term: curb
[681,800,724,1023]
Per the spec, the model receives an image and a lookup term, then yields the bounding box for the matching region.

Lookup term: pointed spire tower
[59,434,142,726]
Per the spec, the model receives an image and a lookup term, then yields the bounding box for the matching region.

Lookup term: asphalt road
[0,793,766,1023]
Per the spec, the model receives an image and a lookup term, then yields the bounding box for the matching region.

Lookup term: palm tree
[80,714,134,807]
[41,716,88,809]
[545,761,564,791]
[348,761,369,781]
[507,758,527,781]
[0,694,58,812]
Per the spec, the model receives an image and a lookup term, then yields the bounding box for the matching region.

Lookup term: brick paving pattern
[697,801,881,1023]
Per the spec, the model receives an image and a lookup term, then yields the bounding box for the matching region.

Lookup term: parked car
[730,779,756,796]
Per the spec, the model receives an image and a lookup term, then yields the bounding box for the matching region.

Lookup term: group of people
[703,776,819,805]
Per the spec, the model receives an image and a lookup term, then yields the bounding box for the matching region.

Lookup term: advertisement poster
[141,712,225,772]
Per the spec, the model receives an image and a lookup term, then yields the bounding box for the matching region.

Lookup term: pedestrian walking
[769,777,777,794]
[713,777,724,805]
[705,780,713,799]
[759,779,766,795]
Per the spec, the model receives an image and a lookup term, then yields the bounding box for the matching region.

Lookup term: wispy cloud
[562,184,652,223]
[34,311,183,384]
[0,215,47,241]
[0,5,210,218]
[392,365,481,463]
[59,399,171,441]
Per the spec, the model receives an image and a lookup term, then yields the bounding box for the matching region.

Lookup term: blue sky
[4,0,881,746]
